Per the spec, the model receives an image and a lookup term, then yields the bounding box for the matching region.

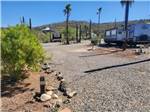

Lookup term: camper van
[104,23,150,46]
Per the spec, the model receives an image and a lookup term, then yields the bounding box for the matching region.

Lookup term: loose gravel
[43,41,150,112]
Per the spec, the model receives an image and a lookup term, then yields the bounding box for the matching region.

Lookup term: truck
[104,23,150,46]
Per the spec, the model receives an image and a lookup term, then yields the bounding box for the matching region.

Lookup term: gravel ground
[43,41,150,112]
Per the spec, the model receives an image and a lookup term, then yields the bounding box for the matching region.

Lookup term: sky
[1,1,150,27]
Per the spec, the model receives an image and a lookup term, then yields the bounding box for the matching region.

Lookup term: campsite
[1,1,150,112]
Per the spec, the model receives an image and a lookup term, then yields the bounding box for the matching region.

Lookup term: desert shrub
[91,33,98,45]
[1,25,45,81]
[32,30,50,43]
[61,27,76,42]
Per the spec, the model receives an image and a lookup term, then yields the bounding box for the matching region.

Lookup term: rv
[104,23,150,46]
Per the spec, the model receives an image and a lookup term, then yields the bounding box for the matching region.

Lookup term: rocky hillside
[34,19,150,33]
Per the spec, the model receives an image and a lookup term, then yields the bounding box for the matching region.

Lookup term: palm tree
[97,8,102,35]
[121,0,134,50]
[63,4,72,44]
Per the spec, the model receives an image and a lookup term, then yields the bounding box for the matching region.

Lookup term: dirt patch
[1,72,59,112]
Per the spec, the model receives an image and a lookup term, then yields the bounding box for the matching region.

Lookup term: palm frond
[121,0,134,7]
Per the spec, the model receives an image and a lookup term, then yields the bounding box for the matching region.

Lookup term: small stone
[46,91,53,96]
[45,69,53,74]
[67,91,77,98]
[59,81,68,92]
[57,74,63,81]
[40,94,51,102]
[42,63,50,70]
[63,99,71,104]
[52,94,59,99]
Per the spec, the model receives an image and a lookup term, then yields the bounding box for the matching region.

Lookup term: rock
[46,91,53,96]
[57,74,63,81]
[45,69,53,74]
[67,91,77,98]
[65,88,72,95]
[42,63,50,70]
[63,99,71,104]
[60,108,72,112]
[59,81,68,92]
[52,94,59,99]
[40,94,51,102]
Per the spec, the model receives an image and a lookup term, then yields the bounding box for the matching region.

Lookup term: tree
[63,4,72,44]
[121,0,134,50]
[1,25,44,82]
[97,8,102,35]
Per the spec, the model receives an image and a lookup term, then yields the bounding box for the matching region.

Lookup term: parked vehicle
[42,27,62,42]
[104,23,150,46]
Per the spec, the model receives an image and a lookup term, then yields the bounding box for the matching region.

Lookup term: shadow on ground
[84,58,150,73]
[1,76,34,97]
[80,49,122,57]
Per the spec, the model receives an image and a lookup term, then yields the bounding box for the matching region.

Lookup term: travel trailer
[104,23,150,46]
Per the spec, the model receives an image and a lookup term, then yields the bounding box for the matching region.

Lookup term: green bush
[32,30,50,43]
[61,27,76,42]
[1,25,45,81]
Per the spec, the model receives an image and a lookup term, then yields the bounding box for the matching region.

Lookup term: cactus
[84,25,88,39]
[20,16,25,24]
[22,16,25,24]
[29,18,32,29]
[89,20,92,39]
[79,25,82,43]
[76,24,79,43]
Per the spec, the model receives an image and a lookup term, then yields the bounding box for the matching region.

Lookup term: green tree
[62,27,76,42]
[121,0,134,50]
[1,25,45,81]
[63,4,72,44]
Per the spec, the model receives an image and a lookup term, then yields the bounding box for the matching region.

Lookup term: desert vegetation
[1,1,150,112]
[1,24,45,81]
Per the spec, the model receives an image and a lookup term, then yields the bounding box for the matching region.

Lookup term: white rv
[104,23,150,46]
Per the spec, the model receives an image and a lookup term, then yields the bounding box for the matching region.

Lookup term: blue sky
[1,1,150,27]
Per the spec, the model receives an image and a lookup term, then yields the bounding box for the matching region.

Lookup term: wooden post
[40,76,45,94]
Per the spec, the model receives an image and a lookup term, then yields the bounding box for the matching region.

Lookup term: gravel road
[43,41,150,112]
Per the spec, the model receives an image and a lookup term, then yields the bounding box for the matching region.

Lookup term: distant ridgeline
[1,19,150,43]
[34,19,150,34]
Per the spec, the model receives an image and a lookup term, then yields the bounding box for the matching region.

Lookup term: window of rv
[111,29,117,35]
[106,31,111,36]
